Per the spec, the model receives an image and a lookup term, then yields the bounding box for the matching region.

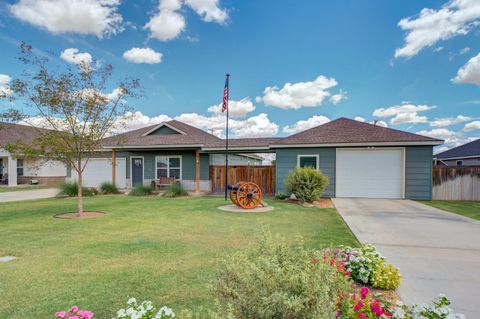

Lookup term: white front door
[336,149,403,199]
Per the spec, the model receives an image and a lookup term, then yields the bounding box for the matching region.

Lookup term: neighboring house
[434,139,480,167]
[209,153,264,166]
[69,117,442,200]
[0,122,67,186]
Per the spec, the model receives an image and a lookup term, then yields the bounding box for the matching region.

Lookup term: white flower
[127,297,137,305]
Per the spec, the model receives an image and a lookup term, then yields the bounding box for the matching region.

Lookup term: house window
[17,159,24,176]
[156,156,182,180]
[298,155,319,170]
[456,160,464,166]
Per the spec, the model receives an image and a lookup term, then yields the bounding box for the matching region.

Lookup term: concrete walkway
[332,198,480,318]
[0,188,60,202]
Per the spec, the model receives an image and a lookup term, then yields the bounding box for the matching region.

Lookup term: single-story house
[434,139,480,167]
[0,122,67,186]
[69,117,443,200]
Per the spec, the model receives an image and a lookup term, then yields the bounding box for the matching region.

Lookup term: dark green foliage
[162,182,188,198]
[274,192,288,200]
[60,181,93,197]
[284,167,329,202]
[100,181,120,194]
[128,185,153,196]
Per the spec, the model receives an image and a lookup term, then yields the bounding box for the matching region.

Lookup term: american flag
[222,74,229,112]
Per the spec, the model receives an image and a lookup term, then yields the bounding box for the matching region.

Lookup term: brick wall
[18,176,64,186]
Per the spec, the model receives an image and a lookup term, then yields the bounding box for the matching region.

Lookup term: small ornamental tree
[0,43,140,215]
[284,166,329,202]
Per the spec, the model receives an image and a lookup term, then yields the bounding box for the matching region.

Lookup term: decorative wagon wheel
[229,181,245,206]
[235,182,263,209]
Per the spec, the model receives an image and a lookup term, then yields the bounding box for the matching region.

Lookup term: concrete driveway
[0,188,60,202]
[332,198,480,318]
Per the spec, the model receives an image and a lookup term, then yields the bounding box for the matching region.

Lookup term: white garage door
[71,158,126,188]
[336,149,403,199]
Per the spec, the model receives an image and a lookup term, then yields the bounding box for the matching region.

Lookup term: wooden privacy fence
[432,166,480,200]
[210,165,276,195]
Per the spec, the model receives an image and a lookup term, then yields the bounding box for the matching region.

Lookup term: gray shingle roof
[435,138,480,159]
[0,122,53,147]
[273,117,442,145]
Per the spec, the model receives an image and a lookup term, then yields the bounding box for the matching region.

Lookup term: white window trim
[17,159,24,176]
[297,154,319,170]
[155,155,182,180]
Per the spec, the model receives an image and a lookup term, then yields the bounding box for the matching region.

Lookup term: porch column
[195,149,200,192]
[7,155,17,186]
[112,150,116,186]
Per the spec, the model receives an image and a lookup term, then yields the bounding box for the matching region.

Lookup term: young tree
[1,43,140,215]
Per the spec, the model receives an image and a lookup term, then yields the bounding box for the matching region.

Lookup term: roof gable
[435,138,480,159]
[142,122,186,136]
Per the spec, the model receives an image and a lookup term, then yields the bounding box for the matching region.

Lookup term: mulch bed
[352,282,400,304]
[54,212,106,219]
[282,198,335,208]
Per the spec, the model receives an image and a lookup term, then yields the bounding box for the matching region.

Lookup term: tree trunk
[77,159,84,217]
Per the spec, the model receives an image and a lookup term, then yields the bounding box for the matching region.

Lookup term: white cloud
[229,113,278,137]
[258,75,340,110]
[373,102,435,125]
[329,89,347,105]
[207,98,255,117]
[460,46,471,54]
[145,0,228,41]
[0,74,12,97]
[434,46,444,52]
[463,120,480,131]
[395,0,480,59]
[185,0,228,23]
[115,111,172,132]
[145,1,186,41]
[452,52,480,85]
[416,128,475,150]
[123,47,163,64]
[9,0,123,38]
[371,120,388,127]
[430,115,472,127]
[282,115,330,134]
[60,48,93,66]
[354,116,366,122]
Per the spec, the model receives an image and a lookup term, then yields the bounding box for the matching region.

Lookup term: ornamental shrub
[337,286,394,319]
[284,167,329,202]
[371,262,401,290]
[214,230,351,319]
[274,192,288,200]
[113,298,174,319]
[128,185,153,196]
[100,181,120,194]
[337,244,385,284]
[162,182,188,198]
[393,295,465,319]
[60,181,94,197]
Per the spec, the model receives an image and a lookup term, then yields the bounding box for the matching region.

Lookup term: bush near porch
[0,195,357,319]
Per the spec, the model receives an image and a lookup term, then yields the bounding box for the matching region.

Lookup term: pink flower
[69,306,79,313]
[354,301,364,311]
[77,311,93,319]
[55,311,67,318]
[360,287,370,299]
[357,314,367,319]
[371,303,384,316]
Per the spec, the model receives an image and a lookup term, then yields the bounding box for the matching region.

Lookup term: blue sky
[0,0,479,151]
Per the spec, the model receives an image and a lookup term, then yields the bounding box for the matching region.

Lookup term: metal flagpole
[224,73,230,201]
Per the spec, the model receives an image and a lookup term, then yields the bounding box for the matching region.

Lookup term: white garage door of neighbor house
[336,149,403,199]
[71,158,126,188]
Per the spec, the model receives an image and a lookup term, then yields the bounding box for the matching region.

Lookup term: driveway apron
[332,198,480,318]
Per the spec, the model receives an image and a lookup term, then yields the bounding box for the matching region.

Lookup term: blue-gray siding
[275,148,336,197]
[275,146,434,200]
[405,146,433,200]
[125,150,209,181]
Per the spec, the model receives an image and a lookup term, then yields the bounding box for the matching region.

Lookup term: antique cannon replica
[227,181,263,209]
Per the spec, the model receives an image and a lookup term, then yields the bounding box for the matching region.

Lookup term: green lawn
[420,200,480,221]
[0,185,54,192]
[0,195,357,318]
